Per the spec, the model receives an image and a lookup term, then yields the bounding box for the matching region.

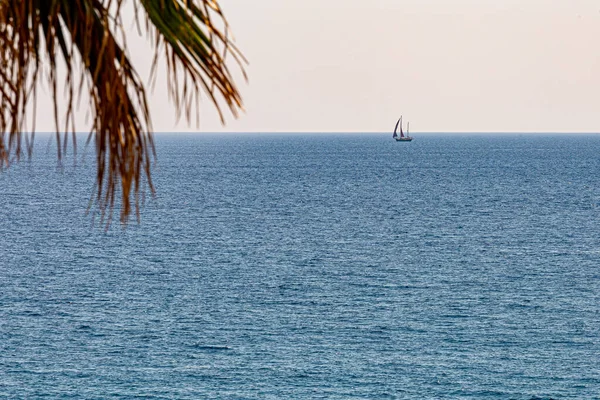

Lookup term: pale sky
[37,0,600,133]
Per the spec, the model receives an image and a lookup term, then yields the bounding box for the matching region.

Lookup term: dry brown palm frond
[0,0,245,226]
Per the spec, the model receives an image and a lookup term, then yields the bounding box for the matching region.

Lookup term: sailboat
[392,116,413,142]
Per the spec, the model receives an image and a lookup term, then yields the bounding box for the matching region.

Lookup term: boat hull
[395,137,413,142]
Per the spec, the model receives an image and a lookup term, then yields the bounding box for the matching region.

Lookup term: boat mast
[400,116,404,138]
[407,122,410,137]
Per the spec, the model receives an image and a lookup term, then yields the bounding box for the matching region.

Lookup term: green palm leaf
[0,0,245,225]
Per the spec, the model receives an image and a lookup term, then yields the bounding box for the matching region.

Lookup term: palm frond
[139,0,246,124]
[0,0,245,225]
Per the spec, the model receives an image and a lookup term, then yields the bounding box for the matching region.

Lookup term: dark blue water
[1,134,600,399]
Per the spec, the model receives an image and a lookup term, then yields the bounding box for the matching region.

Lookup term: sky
[36,0,600,133]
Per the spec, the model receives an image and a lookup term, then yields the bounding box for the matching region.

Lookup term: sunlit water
[1,134,600,399]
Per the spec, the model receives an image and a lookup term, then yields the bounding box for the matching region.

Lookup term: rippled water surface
[1,134,600,399]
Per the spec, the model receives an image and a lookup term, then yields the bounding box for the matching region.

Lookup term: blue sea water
[1,133,600,399]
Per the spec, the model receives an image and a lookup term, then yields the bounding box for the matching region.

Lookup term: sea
[1,133,599,399]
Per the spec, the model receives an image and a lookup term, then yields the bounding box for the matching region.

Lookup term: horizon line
[25,131,600,135]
